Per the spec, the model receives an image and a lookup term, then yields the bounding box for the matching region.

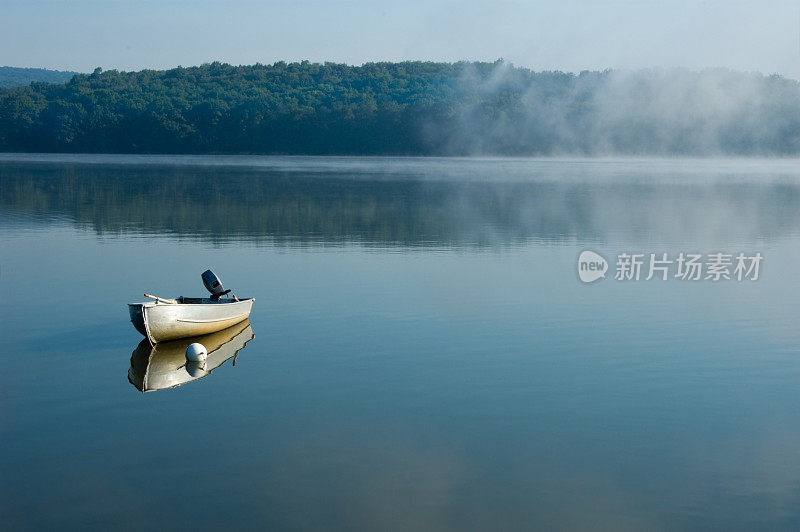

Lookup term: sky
[2,0,799,79]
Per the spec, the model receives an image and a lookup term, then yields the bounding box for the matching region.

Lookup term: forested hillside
[0,61,798,155]
[0,66,78,88]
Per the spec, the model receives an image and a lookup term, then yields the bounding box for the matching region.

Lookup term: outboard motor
[202,269,231,301]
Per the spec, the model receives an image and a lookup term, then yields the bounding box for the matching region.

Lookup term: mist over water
[2,155,799,246]
[425,65,800,156]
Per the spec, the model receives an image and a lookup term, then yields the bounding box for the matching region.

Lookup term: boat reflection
[128,319,254,392]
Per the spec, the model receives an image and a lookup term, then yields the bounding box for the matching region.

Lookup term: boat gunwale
[127,297,254,308]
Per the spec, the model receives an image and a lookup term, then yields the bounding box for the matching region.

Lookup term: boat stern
[128,303,148,337]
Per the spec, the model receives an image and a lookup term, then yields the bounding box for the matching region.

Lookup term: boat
[128,319,254,392]
[128,270,254,343]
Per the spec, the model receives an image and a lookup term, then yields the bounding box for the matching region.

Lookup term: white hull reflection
[128,319,254,392]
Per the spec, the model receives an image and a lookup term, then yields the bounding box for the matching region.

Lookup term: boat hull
[128,298,254,343]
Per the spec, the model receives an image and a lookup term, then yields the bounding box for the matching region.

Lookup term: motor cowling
[202,269,231,300]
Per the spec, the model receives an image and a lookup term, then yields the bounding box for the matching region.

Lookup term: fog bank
[425,65,800,156]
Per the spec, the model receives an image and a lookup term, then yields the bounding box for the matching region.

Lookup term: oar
[144,293,178,304]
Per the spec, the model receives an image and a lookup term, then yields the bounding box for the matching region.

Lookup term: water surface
[2,155,800,530]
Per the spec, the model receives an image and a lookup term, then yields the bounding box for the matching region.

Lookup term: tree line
[0,61,798,155]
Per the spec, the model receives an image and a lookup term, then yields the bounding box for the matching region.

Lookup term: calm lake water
[2,154,800,530]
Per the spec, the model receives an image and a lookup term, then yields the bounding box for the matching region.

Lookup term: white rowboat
[128,296,254,343]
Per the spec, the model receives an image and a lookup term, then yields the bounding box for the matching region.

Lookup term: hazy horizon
[3,0,799,79]
[3,63,799,83]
